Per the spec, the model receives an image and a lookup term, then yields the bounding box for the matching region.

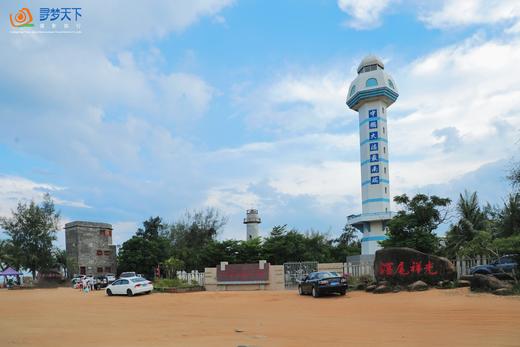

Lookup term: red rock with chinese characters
[374,247,456,285]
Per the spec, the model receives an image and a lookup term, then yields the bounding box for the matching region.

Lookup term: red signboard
[217,263,269,282]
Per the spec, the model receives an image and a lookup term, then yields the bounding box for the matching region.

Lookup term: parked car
[94,276,109,290]
[470,255,518,279]
[105,277,153,296]
[119,272,136,278]
[106,274,116,283]
[298,271,348,298]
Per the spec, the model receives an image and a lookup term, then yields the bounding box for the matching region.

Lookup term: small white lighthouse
[244,209,261,240]
[346,55,399,255]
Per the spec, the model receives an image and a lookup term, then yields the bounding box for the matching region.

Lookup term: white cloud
[204,185,261,215]
[234,68,352,133]
[0,175,93,210]
[0,175,61,217]
[418,0,520,29]
[111,221,139,246]
[158,73,215,121]
[337,0,393,29]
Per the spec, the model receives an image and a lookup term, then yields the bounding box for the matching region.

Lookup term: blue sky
[1,0,519,247]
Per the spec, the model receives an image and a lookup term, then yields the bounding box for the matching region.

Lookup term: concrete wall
[318,262,345,274]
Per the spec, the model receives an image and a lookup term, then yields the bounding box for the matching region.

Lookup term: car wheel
[146,291,151,295]
[126,289,133,297]
[312,286,319,298]
[106,289,112,296]
[339,290,346,296]
[298,286,304,295]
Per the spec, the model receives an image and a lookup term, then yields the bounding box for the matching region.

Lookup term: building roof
[357,55,384,73]
[64,221,113,229]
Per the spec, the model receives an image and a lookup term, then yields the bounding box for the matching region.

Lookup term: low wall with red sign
[217,262,270,283]
[205,261,284,291]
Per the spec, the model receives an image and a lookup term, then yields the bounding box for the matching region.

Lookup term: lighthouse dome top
[357,55,385,73]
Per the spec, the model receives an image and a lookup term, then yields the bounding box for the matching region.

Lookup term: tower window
[382,107,385,114]
[383,127,385,134]
[361,65,378,73]
[388,79,395,89]
[366,78,378,87]
[349,85,356,97]
[384,167,387,174]
[385,187,387,194]
[383,147,386,154]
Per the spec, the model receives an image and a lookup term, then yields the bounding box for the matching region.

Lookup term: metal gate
[283,262,318,289]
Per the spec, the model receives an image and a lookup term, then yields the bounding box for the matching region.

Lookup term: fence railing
[176,270,205,286]
[452,256,491,279]
[344,262,374,279]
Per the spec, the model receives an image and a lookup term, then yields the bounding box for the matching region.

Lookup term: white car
[105,277,153,296]
[106,274,116,283]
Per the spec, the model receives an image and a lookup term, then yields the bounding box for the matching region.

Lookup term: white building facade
[346,55,399,255]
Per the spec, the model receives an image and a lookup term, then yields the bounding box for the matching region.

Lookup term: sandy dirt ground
[0,287,519,347]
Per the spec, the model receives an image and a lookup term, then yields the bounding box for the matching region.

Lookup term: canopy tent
[0,267,23,287]
[0,267,22,276]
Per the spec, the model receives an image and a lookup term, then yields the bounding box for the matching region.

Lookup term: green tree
[497,193,520,238]
[117,217,172,278]
[0,194,60,279]
[136,216,167,240]
[445,191,487,257]
[380,194,451,254]
[168,208,227,270]
[53,248,69,278]
[0,240,14,270]
[330,224,361,260]
[163,257,185,278]
[508,161,520,190]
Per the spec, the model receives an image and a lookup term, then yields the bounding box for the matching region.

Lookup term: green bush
[153,278,198,288]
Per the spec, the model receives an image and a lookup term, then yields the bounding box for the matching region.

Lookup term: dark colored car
[94,276,109,290]
[298,271,347,298]
[470,255,518,279]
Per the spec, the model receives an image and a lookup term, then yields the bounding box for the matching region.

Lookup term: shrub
[153,278,197,288]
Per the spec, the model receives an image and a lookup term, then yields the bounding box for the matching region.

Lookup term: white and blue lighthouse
[346,55,399,255]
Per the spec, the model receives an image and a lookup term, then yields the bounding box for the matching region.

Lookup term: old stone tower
[65,221,117,276]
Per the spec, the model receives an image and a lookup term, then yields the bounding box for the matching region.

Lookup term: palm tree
[446,191,486,256]
[498,193,520,238]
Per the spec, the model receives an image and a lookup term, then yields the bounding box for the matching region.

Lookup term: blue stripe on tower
[359,116,387,126]
[361,158,388,166]
[361,235,387,242]
[362,179,389,186]
[362,198,390,205]
[360,138,388,146]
